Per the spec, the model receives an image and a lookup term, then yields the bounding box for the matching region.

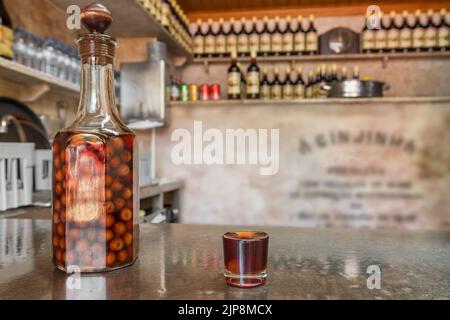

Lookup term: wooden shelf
[50,0,191,58]
[0,58,79,101]
[193,51,450,68]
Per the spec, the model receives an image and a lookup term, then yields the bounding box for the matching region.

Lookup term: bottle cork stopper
[81,3,113,33]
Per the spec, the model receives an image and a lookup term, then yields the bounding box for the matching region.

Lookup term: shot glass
[223,231,269,288]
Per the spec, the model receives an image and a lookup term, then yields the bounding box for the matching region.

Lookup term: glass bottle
[52,3,139,273]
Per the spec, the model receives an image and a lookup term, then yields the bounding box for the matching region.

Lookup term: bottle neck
[74,58,122,129]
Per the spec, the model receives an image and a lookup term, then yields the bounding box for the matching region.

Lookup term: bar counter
[0,219,449,299]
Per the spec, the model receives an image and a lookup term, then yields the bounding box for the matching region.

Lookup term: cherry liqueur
[282,15,294,55]
[437,9,449,51]
[52,4,139,273]
[237,17,250,56]
[260,68,271,100]
[227,50,241,99]
[249,17,260,56]
[226,17,238,56]
[294,15,306,55]
[260,16,271,56]
[305,15,318,55]
[215,18,227,57]
[399,10,413,52]
[246,50,260,99]
[204,18,215,57]
[386,11,400,52]
[193,19,204,57]
[424,9,437,51]
[271,16,283,55]
[412,10,426,51]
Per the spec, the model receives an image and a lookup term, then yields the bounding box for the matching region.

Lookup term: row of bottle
[136,0,192,53]
[362,9,449,52]
[228,51,360,100]
[193,15,319,58]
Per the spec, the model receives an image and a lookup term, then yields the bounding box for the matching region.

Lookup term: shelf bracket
[18,83,51,102]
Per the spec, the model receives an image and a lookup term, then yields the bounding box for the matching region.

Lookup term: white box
[34,150,52,191]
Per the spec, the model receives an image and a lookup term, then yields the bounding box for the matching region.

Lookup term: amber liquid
[52,130,138,272]
[223,231,269,288]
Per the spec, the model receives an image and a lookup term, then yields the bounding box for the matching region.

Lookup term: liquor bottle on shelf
[387,11,400,52]
[294,66,305,99]
[362,14,375,53]
[52,4,138,273]
[238,62,247,99]
[216,18,227,57]
[282,66,294,99]
[424,9,437,51]
[305,14,318,55]
[352,65,360,79]
[270,67,282,99]
[227,50,241,100]
[271,16,283,56]
[193,19,204,58]
[340,66,348,81]
[204,19,215,57]
[226,17,238,56]
[374,11,387,53]
[246,50,260,99]
[412,10,425,52]
[294,15,306,55]
[260,67,271,100]
[331,64,338,82]
[282,16,294,55]
[399,10,413,52]
[437,9,449,51]
[305,70,314,99]
[317,64,328,98]
[238,17,250,56]
[260,16,271,56]
[0,0,13,60]
[249,17,260,56]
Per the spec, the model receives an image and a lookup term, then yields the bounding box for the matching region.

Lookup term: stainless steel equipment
[322,80,389,98]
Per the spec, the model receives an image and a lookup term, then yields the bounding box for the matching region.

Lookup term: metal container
[322,80,389,98]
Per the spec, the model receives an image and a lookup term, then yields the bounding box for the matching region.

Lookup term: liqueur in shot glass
[223,231,269,288]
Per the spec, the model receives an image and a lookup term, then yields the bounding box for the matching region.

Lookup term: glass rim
[223,231,269,241]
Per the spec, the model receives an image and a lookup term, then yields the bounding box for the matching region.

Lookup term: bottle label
[375,29,387,49]
[306,33,318,52]
[260,33,271,52]
[283,84,293,99]
[294,32,305,52]
[249,33,259,54]
[282,33,294,53]
[204,35,215,54]
[193,35,204,55]
[226,34,237,54]
[216,35,227,54]
[438,26,449,48]
[261,84,271,99]
[0,26,12,59]
[227,71,241,95]
[238,34,249,54]
[271,84,282,99]
[424,27,437,48]
[246,71,260,94]
[363,30,375,49]
[294,85,305,99]
[400,28,412,48]
[387,29,399,49]
[412,28,424,48]
[271,33,283,53]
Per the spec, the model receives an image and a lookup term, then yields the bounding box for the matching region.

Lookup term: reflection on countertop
[0,219,449,299]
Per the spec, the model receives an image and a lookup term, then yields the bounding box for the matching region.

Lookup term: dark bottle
[227,50,241,100]
[374,11,387,53]
[260,68,271,100]
[361,16,375,53]
[271,16,283,56]
[294,15,306,55]
[204,18,215,58]
[340,66,348,81]
[330,64,338,82]
[0,0,13,60]
[294,66,305,99]
[282,16,294,55]
[412,10,426,51]
[226,17,238,56]
[246,50,260,99]
[386,11,400,52]
[260,16,271,56]
[215,18,227,57]
[424,9,437,51]
[305,71,314,99]
[317,64,328,99]
[352,65,360,79]
[399,10,413,52]
[249,17,260,56]
[282,66,294,99]
[237,17,249,56]
[270,67,282,99]
[193,19,204,58]
[305,14,318,55]
[437,8,449,51]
